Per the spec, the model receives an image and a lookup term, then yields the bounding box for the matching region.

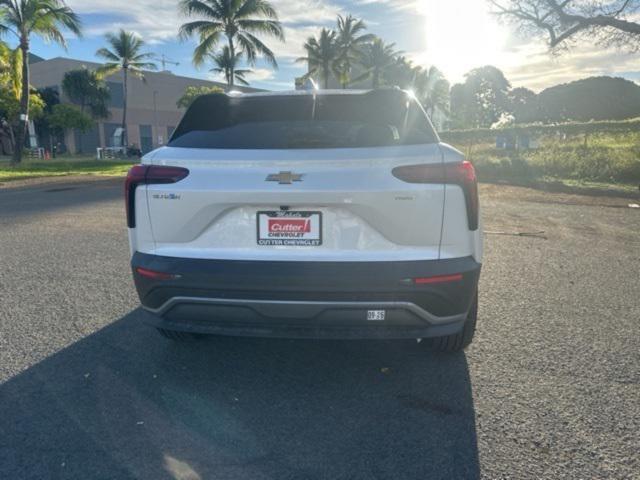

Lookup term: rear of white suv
[127,89,482,351]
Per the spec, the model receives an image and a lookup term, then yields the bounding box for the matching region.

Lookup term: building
[30,56,262,155]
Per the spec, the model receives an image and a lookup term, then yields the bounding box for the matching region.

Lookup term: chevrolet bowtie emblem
[266,171,304,184]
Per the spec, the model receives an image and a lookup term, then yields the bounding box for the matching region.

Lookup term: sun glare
[418,0,511,83]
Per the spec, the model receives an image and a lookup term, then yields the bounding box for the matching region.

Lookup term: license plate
[367,310,386,321]
[257,211,322,246]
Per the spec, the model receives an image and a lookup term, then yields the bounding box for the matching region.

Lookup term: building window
[106,82,124,108]
[139,124,153,153]
[74,126,100,154]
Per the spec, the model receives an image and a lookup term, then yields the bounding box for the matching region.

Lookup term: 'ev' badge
[266,171,304,185]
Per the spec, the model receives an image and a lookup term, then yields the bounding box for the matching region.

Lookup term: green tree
[509,87,537,123]
[0,85,44,133]
[177,85,224,109]
[209,46,252,87]
[47,103,93,134]
[0,0,81,163]
[0,41,21,101]
[62,68,110,118]
[358,38,399,89]
[34,86,59,154]
[179,0,284,87]
[450,66,512,128]
[95,30,156,147]
[296,28,340,89]
[334,15,374,88]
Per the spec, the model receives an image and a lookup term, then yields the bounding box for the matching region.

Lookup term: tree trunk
[12,41,30,164]
[323,62,329,89]
[121,67,128,148]
[228,38,235,88]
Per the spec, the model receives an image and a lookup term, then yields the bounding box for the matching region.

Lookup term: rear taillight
[125,165,189,228]
[413,273,464,285]
[135,267,180,281]
[392,161,479,231]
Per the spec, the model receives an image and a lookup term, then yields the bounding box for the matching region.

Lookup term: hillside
[537,76,640,122]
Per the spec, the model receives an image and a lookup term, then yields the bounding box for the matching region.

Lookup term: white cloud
[70,0,340,42]
[505,46,640,91]
[246,68,277,81]
[67,0,181,41]
[208,67,277,83]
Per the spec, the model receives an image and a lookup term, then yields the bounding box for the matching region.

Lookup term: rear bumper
[132,252,481,339]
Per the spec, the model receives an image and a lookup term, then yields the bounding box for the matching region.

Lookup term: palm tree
[384,55,415,89]
[296,28,340,89]
[413,66,450,117]
[210,46,252,86]
[95,30,156,148]
[0,0,81,163]
[335,15,374,89]
[179,0,284,87]
[358,38,399,89]
[62,68,110,118]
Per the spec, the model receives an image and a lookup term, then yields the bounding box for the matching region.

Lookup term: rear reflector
[135,267,179,281]
[392,161,479,231]
[413,274,464,285]
[125,165,189,228]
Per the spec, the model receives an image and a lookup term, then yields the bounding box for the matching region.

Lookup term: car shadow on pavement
[0,309,479,480]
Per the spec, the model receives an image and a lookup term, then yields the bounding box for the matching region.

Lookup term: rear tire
[427,292,478,352]
[156,328,204,342]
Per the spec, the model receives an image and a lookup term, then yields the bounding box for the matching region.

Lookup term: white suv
[126,89,482,351]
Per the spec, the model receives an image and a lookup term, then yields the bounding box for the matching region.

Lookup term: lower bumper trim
[139,308,467,340]
[143,297,467,326]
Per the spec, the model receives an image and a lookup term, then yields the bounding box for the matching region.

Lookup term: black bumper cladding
[132,253,481,340]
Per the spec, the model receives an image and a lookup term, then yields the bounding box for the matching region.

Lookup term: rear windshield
[169,90,439,149]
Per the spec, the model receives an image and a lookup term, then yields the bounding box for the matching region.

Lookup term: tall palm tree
[179,0,284,87]
[357,38,399,89]
[335,15,373,89]
[95,30,156,148]
[0,0,81,163]
[209,46,252,86]
[296,28,340,89]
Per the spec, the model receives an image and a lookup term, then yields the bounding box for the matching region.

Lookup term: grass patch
[449,130,640,195]
[0,156,135,182]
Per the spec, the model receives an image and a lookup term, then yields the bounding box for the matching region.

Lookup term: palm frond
[95,47,120,63]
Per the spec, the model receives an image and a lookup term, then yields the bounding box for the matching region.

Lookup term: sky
[17,0,640,92]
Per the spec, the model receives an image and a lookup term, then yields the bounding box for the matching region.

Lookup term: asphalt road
[1,177,639,480]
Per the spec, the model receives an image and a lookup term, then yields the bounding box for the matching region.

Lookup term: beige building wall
[30,57,262,154]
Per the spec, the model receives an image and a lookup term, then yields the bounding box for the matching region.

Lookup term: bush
[448,127,640,184]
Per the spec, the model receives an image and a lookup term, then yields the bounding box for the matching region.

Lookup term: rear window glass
[169,90,439,149]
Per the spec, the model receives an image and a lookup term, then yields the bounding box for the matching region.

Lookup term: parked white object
[126,90,483,351]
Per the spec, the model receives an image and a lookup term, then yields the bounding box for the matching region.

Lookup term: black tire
[428,292,478,352]
[156,328,204,342]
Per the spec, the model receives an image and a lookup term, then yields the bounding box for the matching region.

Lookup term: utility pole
[153,90,159,148]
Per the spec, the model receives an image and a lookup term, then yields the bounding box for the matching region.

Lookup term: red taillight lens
[135,267,179,281]
[413,273,464,285]
[392,161,479,231]
[125,165,189,228]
